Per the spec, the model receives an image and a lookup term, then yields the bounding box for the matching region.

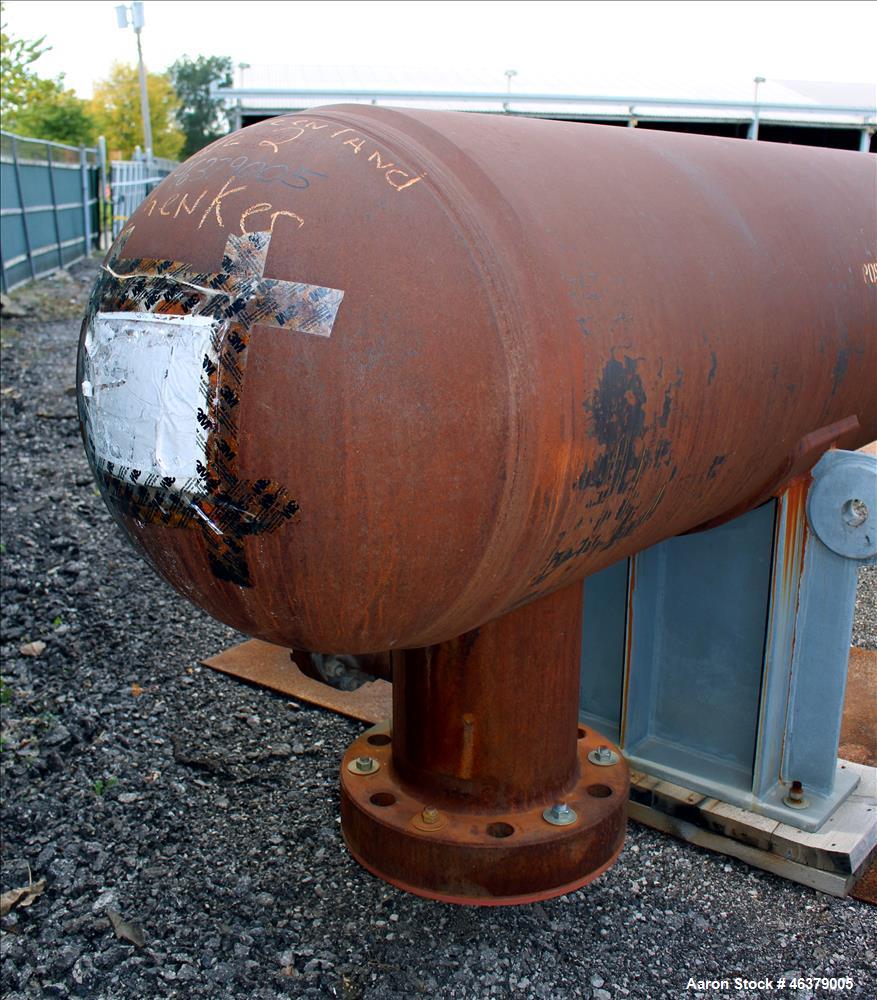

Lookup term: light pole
[749,75,766,141]
[753,75,766,104]
[503,69,517,112]
[115,1,152,161]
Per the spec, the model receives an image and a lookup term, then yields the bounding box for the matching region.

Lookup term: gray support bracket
[580,449,877,833]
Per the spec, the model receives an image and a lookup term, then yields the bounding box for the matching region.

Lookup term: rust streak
[459,712,476,779]
[779,476,810,604]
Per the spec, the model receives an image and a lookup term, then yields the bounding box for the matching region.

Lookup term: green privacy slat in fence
[17,160,55,205]
[0,131,104,294]
[0,161,22,210]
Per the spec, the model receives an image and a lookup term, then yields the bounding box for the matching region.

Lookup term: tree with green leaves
[10,78,96,145]
[0,3,48,115]
[0,6,95,144]
[168,54,233,158]
[89,62,184,160]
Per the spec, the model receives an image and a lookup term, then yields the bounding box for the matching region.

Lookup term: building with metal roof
[217,66,876,151]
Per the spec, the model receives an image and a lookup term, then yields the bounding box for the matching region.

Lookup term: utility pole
[116,2,153,161]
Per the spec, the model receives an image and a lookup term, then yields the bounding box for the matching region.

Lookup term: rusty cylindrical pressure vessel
[78,108,876,903]
[79,107,876,654]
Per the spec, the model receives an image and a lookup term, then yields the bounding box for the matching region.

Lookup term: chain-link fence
[0,131,107,293]
[110,151,177,239]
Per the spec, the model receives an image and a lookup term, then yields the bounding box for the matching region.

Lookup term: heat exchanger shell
[78,107,877,652]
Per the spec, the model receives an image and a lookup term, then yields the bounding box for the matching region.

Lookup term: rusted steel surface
[391,578,583,810]
[202,640,390,723]
[839,647,877,767]
[341,725,627,905]
[341,582,629,904]
[77,107,877,655]
[292,649,392,686]
[206,635,877,775]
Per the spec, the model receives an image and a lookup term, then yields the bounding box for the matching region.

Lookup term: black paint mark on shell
[573,356,646,499]
[832,342,851,396]
[78,228,322,589]
[659,368,683,429]
[706,455,726,480]
[829,331,863,399]
[530,355,680,589]
[590,356,646,448]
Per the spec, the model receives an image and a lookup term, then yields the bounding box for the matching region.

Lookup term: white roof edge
[216,87,876,127]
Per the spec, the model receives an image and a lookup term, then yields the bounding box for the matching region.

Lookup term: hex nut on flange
[542,802,578,826]
[588,746,619,767]
[411,805,448,832]
[347,755,380,775]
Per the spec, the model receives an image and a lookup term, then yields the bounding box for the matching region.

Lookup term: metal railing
[0,131,107,293]
[110,150,177,238]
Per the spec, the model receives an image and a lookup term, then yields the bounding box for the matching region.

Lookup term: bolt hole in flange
[842,498,868,528]
[370,792,396,807]
[367,733,392,746]
[486,822,515,839]
[587,784,613,798]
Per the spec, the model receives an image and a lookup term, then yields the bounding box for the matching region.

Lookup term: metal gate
[110,152,177,238]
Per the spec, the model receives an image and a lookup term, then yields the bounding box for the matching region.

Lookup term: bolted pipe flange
[542,802,578,826]
[341,714,629,905]
[347,755,380,775]
[588,745,619,767]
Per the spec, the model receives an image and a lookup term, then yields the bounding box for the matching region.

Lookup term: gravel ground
[1,259,875,1000]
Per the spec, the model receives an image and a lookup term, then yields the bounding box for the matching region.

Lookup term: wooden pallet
[628,764,876,898]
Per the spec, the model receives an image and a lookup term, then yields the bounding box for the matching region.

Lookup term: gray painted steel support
[752,485,806,803]
[580,449,876,832]
[780,452,877,794]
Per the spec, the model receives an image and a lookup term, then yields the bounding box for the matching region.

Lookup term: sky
[3,0,877,101]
